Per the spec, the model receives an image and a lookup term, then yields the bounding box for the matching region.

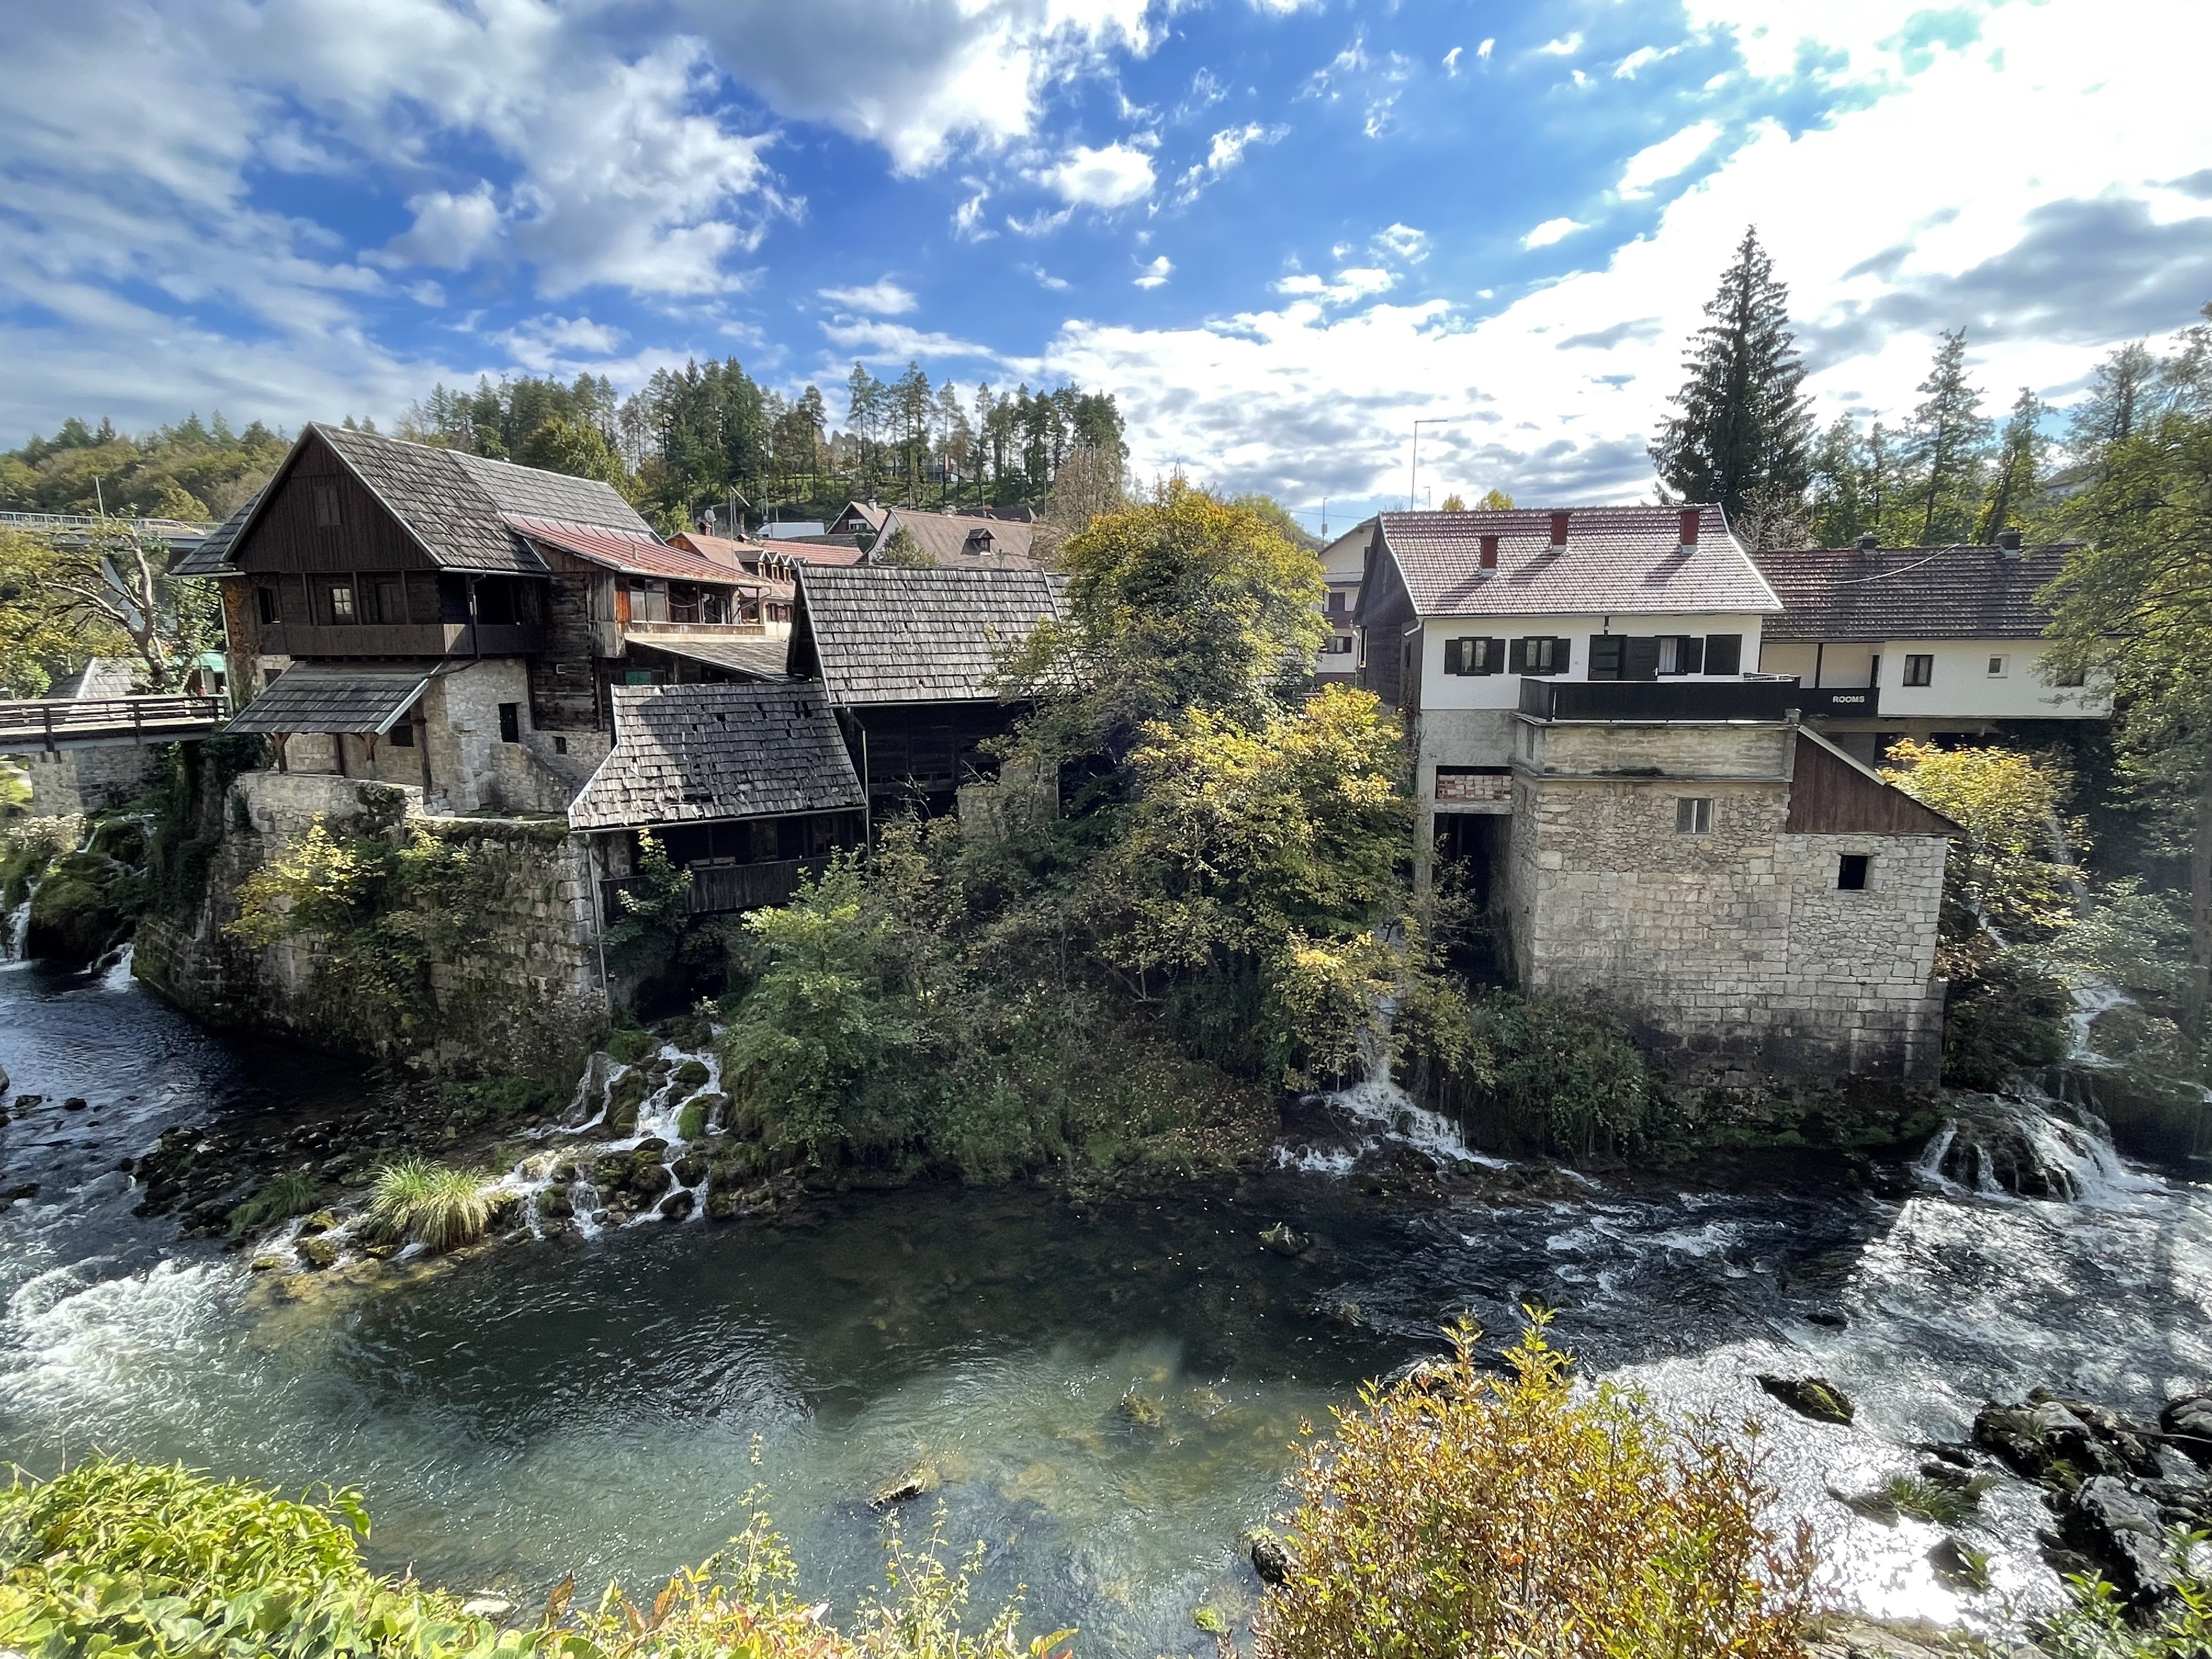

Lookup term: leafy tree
[0,411,287,523]
[1476,488,1515,509]
[1649,225,1813,522]
[2046,314,2212,1032]
[1880,740,2083,938]
[872,526,934,567]
[1898,328,1994,544]
[1976,386,2050,541]
[1439,492,1466,512]
[517,415,637,498]
[0,522,220,693]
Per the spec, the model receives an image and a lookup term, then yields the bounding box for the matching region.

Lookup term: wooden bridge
[0,695,224,754]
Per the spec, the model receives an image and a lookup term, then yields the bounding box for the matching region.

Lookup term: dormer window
[965,528,995,555]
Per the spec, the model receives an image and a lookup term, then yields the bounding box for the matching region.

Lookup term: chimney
[1479,533,1499,571]
[1678,507,1701,546]
[1857,532,1880,552]
[1995,527,2024,558]
[1549,510,1571,548]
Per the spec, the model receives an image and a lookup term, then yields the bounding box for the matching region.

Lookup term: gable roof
[509,516,763,586]
[1752,541,2075,641]
[1786,727,1961,837]
[207,423,654,579]
[876,507,1040,569]
[171,491,261,577]
[1373,505,1780,619]
[793,565,1065,705]
[567,682,863,831]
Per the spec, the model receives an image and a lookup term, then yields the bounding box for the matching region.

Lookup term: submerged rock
[298,1235,341,1271]
[868,1461,940,1509]
[1755,1374,1855,1425]
[2061,1475,2175,1604]
[1118,1390,1166,1430]
[1259,1222,1308,1257]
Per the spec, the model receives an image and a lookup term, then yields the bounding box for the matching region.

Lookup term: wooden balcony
[622,619,769,640]
[260,621,546,658]
[1518,676,1805,723]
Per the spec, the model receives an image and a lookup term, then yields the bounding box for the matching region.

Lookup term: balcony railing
[1517,676,1805,723]
[1798,685,1881,718]
[622,619,769,639]
[260,621,546,658]
[0,695,222,753]
[600,857,811,923]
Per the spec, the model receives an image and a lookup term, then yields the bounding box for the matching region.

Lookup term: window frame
[1837,853,1870,891]
[497,702,522,744]
[1903,653,1934,687]
[1702,633,1742,676]
[1674,796,1713,835]
[1986,653,2008,678]
[327,583,356,624]
[312,481,342,529]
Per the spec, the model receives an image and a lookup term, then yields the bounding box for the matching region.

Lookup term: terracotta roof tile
[1379,505,1779,617]
[506,516,759,585]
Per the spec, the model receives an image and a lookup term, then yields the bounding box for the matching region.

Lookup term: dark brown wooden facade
[1785,731,1960,836]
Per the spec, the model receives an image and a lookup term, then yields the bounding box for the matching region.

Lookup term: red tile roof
[1380,505,1780,618]
[765,542,866,567]
[508,516,761,586]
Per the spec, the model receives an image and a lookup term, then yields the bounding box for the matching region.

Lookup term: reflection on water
[3,957,2212,1654]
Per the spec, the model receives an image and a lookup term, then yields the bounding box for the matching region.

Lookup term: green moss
[439,1074,562,1124]
[605,1026,657,1065]
[25,850,144,966]
[677,1097,708,1140]
[604,1068,652,1136]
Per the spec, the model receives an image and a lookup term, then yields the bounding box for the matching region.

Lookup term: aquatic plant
[0,1457,1075,1659]
[1255,1313,1816,1659]
[1882,1473,1986,1529]
[225,1169,323,1238]
[366,1156,492,1252]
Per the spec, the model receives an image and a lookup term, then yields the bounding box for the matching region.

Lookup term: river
[3,950,2210,1655]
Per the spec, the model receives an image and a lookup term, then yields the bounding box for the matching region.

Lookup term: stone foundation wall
[1504,721,1947,1085]
[136,768,607,1077]
[5,745,167,816]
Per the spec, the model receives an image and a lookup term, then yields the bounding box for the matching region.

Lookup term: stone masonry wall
[5,745,167,816]
[1505,720,1946,1085]
[136,768,607,1077]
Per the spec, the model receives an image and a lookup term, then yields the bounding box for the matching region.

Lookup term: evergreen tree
[1898,328,1994,544]
[1975,387,2049,541]
[2068,340,2164,458]
[1648,226,1813,522]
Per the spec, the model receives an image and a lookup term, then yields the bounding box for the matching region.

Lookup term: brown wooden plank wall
[234,430,436,575]
[527,544,605,732]
[1785,733,1957,836]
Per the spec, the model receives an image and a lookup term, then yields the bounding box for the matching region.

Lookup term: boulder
[537,1188,575,1221]
[298,1211,338,1237]
[657,1190,694,1222]
[868,1462,940,1509]
[1974,1398,2138,1489]
[63,1097,87,1111]
[1925,1536,1990,1594]
[1260,1222,1308,1257]
[1244,1531,1293,1587]
[2160,1394,2212,1464]
[2059,1475,2174,1604]
[1755,1374,1855,1425]
[24,851,143,967]
[298,1235,341,1271]
[1118,1391,1166,1430]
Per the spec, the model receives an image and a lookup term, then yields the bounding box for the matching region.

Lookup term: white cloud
[1373,222,1431,262]
[1043,0,2212,510]
[1522,217,1583,248]
[1133,255,1172,288]
[1045,141,1156,208]
[1007,205,1075,236]
[820,318,998,364]
[818,279,918,314]
[1536,33,1583,57]
[952,185,992,240]
[385,185,503,270]
[1476,38,1494,63]
[1173,121,1288,203]
[1614,46,1673,78]
[1617,121,1723,199]
[1272,266,1393,304]
[669,0,1157,175]
[499,314,627,373]
[1443,46,1463,76]
[1023,264,1071,291]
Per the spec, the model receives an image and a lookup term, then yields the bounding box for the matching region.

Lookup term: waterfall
[3,894,29,963]
[1279,996,1509,1175]
[1915,1088,2159,1206]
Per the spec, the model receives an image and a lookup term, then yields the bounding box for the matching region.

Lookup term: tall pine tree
[1974,386,2047,541]
[1649,226,1813,530]
[1898,328,1994,544]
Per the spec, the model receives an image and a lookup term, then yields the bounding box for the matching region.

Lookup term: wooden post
[415,707,433,799]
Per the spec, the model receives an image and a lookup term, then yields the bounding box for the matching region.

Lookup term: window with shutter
[1623,636,1661,680]
[1589,635,1625,680]
[1704,634,1742,675]
[1475,637,1502,675]
[1678,636,1704,674]
[1903,654,1933,686]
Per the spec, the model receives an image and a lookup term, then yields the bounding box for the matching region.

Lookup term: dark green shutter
[1624,636,1661,680]
[1508,637,1527,674]
[1443,637,1462,675]
[1704,634,1742,675]
[1589,635,1624,680]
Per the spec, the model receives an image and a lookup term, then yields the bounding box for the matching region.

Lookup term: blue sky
[4,0,2210,529]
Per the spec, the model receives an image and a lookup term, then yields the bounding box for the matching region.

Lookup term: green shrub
[227,1170,323,1238]
[1942,944,2071,1090]
[2043,1525,2212,1657]
[365,1157,493,1252]
[1256,1316,1815,1659]
[0,1457,1075,1659]
[1408,989,1655,1156]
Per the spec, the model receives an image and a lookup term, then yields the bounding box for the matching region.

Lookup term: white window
[1675,797,1712,834]
[1987,654,2008,677]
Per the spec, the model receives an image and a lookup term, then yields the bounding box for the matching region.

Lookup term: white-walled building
[1314,516,1374,682]
[1751,531,2108,759]
[1352,504,1781,821]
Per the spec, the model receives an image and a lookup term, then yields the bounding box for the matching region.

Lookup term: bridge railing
[0,511,210,538]
[0,695,223,753]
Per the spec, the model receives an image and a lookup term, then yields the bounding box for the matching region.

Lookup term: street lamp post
[1409,416,1475,510]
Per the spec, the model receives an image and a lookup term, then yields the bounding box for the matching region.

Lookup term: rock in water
[1755,1374,1855,1425]
[1260,1222,1307,1257]
[1243,1531,1293,1586]
[1925,1536,1990,1594]
[1118,1391,1166,1430]
[2061,1476,2175,1604]
[868,1462,940,1509]
[298,1235,341,1271]
[1973,1396,2151,1488]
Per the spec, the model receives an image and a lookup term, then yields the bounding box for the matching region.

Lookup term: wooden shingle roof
[225,664,433,735]
[172,491,261,577]
[1753,542,2075,641]
[876,507,1040,568]
[793,566,1065,706]
[567,682,863,831]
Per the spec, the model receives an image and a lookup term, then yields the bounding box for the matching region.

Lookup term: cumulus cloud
[499,314,627,373]
[1133,255,1172,288]
[1617,121,1723,199]
[1045,141,1156,208]
[820,318,998,364]
[385,185,503,270]
[819,279,918,314]
[1372,223,1430,262]
[1522,217,1583,248]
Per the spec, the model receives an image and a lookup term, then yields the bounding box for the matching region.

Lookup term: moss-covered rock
[604,1069,652,1137]
[25,850,144,966]
[1755,1374,1855,1425]
[605,1027,657,1065]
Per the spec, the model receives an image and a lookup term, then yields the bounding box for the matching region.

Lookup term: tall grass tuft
[365,1157,492,1252]
[226,1170,323,1238]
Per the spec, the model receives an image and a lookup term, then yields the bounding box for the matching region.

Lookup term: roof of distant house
[176,422,650,579]
[761,521,828,540]
[1373,505,1780,618]
[1752,540,2076,641]
[567,682,862,832]
[793,566,1065,705]
[762,540,866,567]
[48,658,140,698]
[667,532,797,599]
[876,507,1040,569]
[510,517,764,586]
